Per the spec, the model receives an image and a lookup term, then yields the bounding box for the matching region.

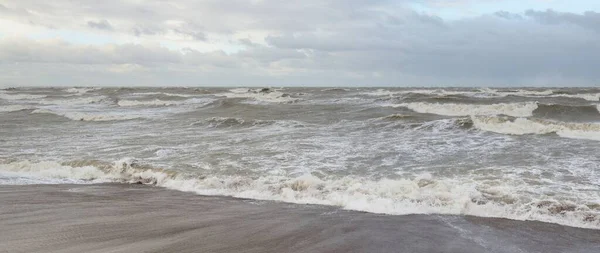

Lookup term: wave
[38,96,107,105]
[0,105,33,112]
[1,159,598,229]
[395,102,539,117]
[31,109,141,122]
[533,104,600,120]
[471,116,600,141]
[485,88,554,97]
[64,87,98,95]
[362,88,600,101]
[485,89,600,101]
[551,93,600,102]
[193,117,306,129]
[219,88,299,103]
[555,93,600,101]
[118,99,185,107]
[378,114,414,121]
[130,92,201,98]
[0,92,47,100]
[117,98,214,107]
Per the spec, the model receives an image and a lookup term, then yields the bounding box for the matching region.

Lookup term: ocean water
[1,87,599,229]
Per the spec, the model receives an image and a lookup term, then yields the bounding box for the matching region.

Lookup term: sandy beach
[1,183,599,253]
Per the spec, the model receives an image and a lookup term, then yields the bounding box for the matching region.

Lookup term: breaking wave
[31,109,141,122]
[0,105,33,112]
[117,97,214,107]
[219,88,299,103]
[193,117,306,129]
[533,104,600,120]
[118,99,185,107]
[471,116,600,141]
[362,88,600,101]
[395,102,539,117]
[1,159,598,230]
[64,87,98,95]
[38,96,107,105]
[0,92,47,100]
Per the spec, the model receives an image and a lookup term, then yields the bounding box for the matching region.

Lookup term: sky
[0,0,599,87]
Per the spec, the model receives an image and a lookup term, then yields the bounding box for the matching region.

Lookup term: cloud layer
[0,1,598,86]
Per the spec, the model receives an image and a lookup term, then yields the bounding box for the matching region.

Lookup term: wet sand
[0,184,599,253]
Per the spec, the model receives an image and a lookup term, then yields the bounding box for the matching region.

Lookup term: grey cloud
[87,19,113,30]
[0,39,182,65]
[525,9,600,32]
[0,0,599,86]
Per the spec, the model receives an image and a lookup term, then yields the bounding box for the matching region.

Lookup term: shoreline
[1,183,599,253]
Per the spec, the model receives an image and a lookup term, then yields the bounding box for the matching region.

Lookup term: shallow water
[1,87,599,229]
[1,184,599,253]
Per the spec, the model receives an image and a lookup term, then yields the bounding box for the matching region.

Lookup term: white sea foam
[362,88,600,101]
[472,116,600,141]
[395,102,539,117]
[0,92,47,100]
[31,109,141,122]
[494,89,555,97]
[64,87,98,95]
[219,88,299,103]
[118,97,214,107]
[0,105,33,112]
[1,160,598,229]
[552,93,600,102]
[118,99,185,107]
[38,96,107,105]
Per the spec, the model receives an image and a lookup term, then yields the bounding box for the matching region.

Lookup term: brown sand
[0,183,598,253]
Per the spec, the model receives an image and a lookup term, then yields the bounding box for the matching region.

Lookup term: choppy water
[1,87,599,229]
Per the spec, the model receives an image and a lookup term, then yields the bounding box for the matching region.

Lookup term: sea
[1,86,599,232]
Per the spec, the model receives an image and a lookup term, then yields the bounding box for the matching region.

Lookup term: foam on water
[362,88,600,101]
[31,108,141,122]
[118,97,214,107]
[118,99,186,107]
[0,92,47,100]
[0,105,33,112]
[64,87,98,95]
[472,116,600,141]
[219,88,299,103]
[0,159,598,230]
[38,96,107,105]
[395,102,539,117]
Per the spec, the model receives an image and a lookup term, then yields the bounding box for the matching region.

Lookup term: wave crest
[31,109,141,122]
[0,105,33,112]
[472,116,600,141]
[219,88,299,103]
[1,159,598,229]
[395,102,539,117]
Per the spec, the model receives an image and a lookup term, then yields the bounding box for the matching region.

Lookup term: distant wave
[130,92,203,98]
[219,88,299,103]
[394,102,539,117]
[0,105,34,112]
[64,87,98,95]
[550,93,600,102]
[117,97,214,107]
[0,92,47,100]
[378,114,414,121]
[192,117,306,129]
[38,96,107,105]
[533,104,600,120]
[118,99,185,107]
[31,109,141,122]
[471,116,600,141]
[362,89,600,101]
[1,159,598,229]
